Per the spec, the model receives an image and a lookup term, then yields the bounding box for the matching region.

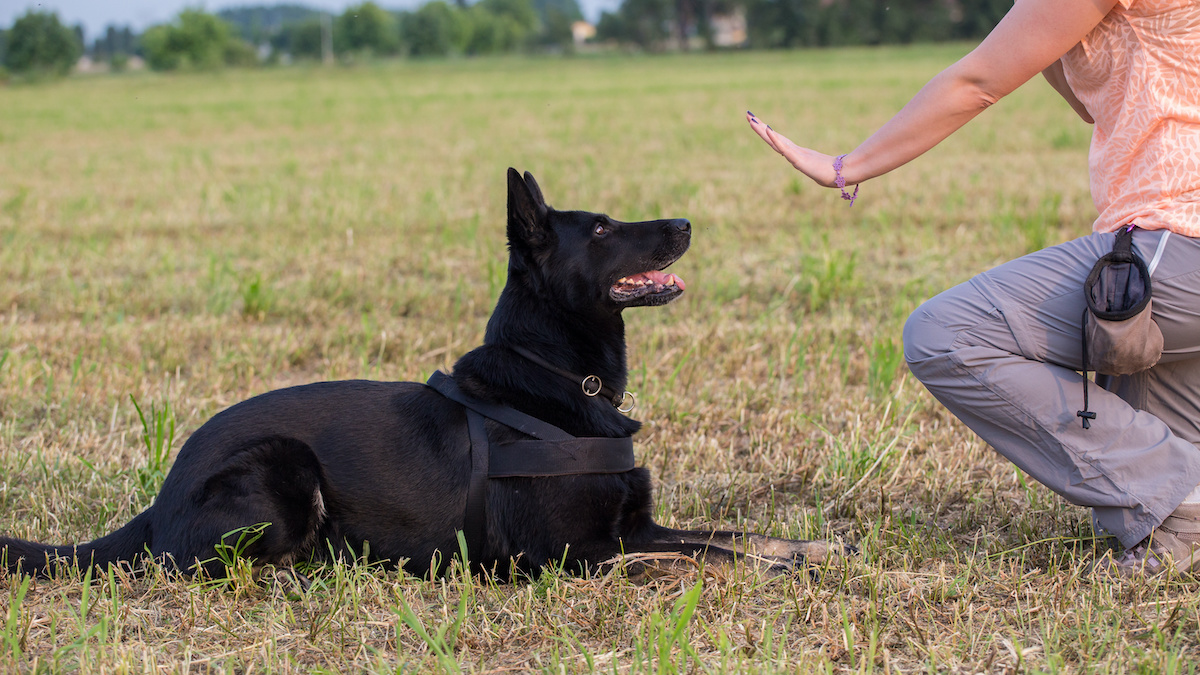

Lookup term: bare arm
[749,0,1116,187]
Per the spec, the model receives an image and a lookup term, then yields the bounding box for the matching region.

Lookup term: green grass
[2,46,1197,672]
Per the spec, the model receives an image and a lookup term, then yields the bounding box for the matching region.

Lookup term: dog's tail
[1,509,153,578]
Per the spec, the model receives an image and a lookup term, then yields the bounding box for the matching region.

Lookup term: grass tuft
[130,395,175,500]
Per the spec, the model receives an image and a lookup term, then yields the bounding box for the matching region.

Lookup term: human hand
[746,111,843,188]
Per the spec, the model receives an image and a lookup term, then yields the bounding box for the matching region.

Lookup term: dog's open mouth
[610,270,687,304]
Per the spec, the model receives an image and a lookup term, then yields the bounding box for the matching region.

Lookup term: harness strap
[428,370,572,441]
[463,408,490,557]
[426,370,636,557]
[490,438,635,477]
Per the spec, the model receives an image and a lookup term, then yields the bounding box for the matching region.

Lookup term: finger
[746,112,778,149]
[762,127,816,175]
[762,124,795,151]
[763,126,800,161]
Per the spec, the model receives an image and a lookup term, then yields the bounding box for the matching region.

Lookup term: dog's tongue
[623,270,687,291]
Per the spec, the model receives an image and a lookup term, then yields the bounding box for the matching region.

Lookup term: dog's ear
[507,167,548,249]
[522,171,546,208]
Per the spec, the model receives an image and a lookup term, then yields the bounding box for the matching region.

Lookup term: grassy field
[1,45,1196,672]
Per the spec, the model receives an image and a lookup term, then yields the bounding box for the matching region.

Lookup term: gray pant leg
[903,230,1200,548]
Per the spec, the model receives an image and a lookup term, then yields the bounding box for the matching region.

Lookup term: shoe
[1096,503,1200,578]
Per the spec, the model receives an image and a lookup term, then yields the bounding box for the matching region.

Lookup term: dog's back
[150,380,473,574]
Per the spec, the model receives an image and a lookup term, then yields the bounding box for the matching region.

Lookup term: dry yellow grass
[1,47,1197,672]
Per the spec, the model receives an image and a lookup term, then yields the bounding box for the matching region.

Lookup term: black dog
[1,169,837,581]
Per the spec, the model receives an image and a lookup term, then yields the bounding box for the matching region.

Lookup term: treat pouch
[1083,227,1163,376]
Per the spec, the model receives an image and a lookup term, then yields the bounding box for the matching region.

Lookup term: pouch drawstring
[1077,307,1096,429]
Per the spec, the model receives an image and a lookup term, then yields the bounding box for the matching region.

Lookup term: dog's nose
[669,219,691,233]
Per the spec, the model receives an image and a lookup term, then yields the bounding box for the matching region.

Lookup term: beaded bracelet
[832,154,859,206]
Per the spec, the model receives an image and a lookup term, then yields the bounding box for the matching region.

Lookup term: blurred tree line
[258,0,581,59]
[90,25,137,70]
[596,0,1013,49]
[141,10,259,70]
[0,11,83,76]
[0,0,578,76]
[1,0,1014,77]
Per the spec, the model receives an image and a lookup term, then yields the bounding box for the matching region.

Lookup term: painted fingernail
[748,110,756,117]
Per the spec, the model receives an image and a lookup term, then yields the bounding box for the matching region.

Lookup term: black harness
[424,370,636,557]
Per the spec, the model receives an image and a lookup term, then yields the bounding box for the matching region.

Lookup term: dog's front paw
[788,538,856,565]
[263,566,312,599]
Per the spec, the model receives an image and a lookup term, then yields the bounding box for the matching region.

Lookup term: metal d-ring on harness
[508,345,637,413]
[425,371,636,558]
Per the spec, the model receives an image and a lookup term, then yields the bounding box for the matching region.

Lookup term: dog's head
[505,168,690,313]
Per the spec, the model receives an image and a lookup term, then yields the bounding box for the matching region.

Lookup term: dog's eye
[593,223,608,237]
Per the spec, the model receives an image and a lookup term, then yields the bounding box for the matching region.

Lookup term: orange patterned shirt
[1061,0,1200,235]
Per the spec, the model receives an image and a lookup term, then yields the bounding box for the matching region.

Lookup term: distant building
[572,21,596,47]
[74,54,145,74]
[711,9,747,48]
[75,55,101,73]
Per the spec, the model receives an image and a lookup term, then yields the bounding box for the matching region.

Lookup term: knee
[902,293,957,379]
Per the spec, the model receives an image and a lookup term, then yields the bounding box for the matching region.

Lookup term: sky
[1,0,620,41]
